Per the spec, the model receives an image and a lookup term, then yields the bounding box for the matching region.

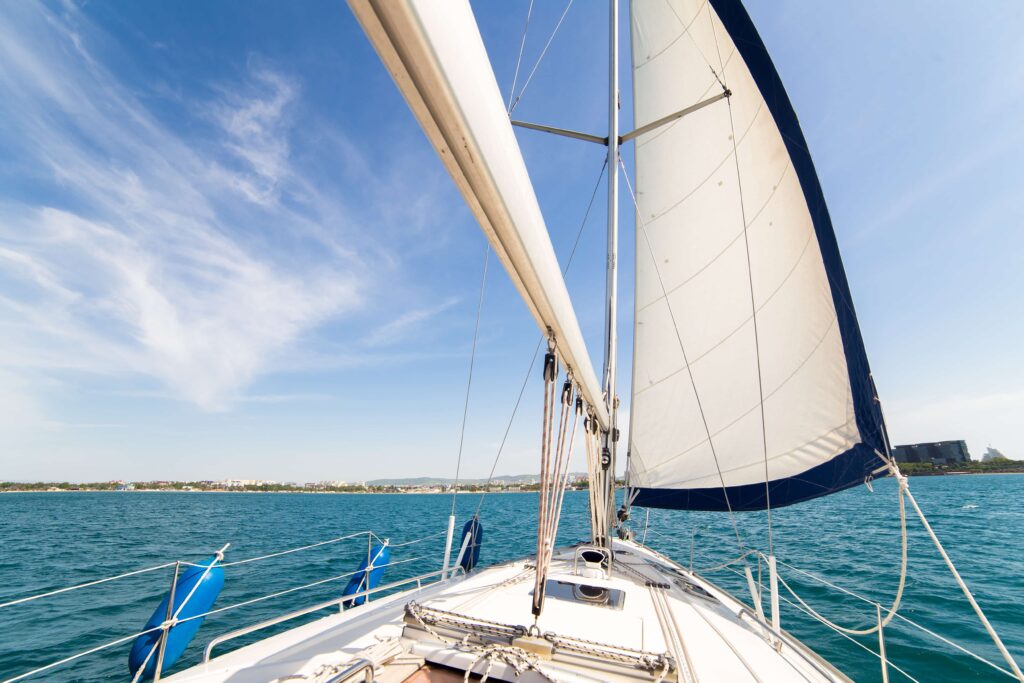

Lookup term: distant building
[892,441,970,466]
[982,446,1008,462]
[220,479,277,488]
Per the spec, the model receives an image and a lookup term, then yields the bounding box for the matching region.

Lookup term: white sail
[348,0,609,429]
[627,0,887,510]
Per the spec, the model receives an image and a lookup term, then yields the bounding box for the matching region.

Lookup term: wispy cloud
[211,67,297,206]
[0,2,415,411]
[362,297,460,347]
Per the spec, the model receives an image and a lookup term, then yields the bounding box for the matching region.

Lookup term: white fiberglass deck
[166,540,848,683]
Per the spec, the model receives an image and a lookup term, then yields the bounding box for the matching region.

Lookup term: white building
[982,446,1008,462]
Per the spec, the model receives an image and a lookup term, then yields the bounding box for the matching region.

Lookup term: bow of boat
[165,539,848,683]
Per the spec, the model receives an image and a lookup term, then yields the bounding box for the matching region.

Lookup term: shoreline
[0,488,559,494]
[5,470,1024,494]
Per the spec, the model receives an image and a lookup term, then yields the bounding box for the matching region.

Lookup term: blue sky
[1,0,1021,482]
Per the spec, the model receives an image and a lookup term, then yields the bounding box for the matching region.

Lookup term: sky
[0,0,1021,483]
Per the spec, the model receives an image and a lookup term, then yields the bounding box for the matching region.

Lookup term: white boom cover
[628,0,885,510]
[348,0,608,428]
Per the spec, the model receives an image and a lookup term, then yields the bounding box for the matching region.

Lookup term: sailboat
[4,1,1021,682]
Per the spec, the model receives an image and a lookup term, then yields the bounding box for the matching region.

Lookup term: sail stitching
[644,99,764,224]
[639,315,841,473]
[637,47,737,150]
[635,0,709,69]
[620,158,746,553]
[636,223,813,391]
[705,0,774,547]
[649,418,856,489]
[656,0,721,82]
[636,158,791,314]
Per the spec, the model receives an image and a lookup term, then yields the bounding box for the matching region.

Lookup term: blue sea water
[0,475,1021,682]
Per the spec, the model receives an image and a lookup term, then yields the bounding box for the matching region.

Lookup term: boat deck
[166,539,849,682]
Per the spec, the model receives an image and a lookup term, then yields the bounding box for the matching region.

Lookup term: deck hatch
[543,580,625,610]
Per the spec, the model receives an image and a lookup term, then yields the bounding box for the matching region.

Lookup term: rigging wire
[473,158,608,517]
[507,0,535,113]
[618,157,746,555]
[705,3,775,555]
[450,244,491,518]
[508,0,575,114]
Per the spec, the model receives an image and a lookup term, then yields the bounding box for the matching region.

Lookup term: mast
[601,0,620,546]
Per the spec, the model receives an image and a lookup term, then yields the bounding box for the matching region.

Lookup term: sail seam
[621,158,746,553]
[636,159,792,314]
[638,315,841,472]
[708,0,774,550]
[635,0,709,69]
[657,0,720,79]
[636,47,737,149]
[635,224,814,391]
[646,419,857,488]
[644,99,764,224]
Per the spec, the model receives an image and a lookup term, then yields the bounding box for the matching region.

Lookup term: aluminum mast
[601,0,620,547]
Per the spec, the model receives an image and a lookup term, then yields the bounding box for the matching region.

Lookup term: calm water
[1,476,1021,682]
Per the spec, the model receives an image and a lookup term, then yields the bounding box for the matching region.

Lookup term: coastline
[6,469,1024,494]
[0,488,562,494]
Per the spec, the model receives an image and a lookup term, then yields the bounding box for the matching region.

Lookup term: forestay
[348,0,609,429]
[627,0,887,511]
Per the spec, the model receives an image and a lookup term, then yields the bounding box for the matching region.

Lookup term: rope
[389,530,449,548]
[0,562,180,610]
[619,158,746,555]
[710,548,1019,681]
[532,343,559,616]
[507,0,574,114]
[223,531,374,567]
[648,585,696,683]
[2,624,165,683]
[473,160,607,517]
[533,362,582,618]
[704,2,774,555]
[708,561,922,683]
[697,550,757,574]
[464,644,556,683]
[585,417,607,544]
[127,545,230,682]
[772,480,908,636]
[451,244,490,517]
[506,0,535,112]
[175,556,423,627]
[407,602,672,676]
[894,465,1024,680]
[781,590,922,683]
[3,530,386,612]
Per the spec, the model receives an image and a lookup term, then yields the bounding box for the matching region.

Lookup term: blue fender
[342,543,390,608]
[128,556,224,680]
[458,517,483,573]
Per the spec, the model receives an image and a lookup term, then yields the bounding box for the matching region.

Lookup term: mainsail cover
[348,0,609,429]
[627,0,887,511]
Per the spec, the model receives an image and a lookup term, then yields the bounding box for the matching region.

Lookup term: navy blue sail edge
[632,0,888,512]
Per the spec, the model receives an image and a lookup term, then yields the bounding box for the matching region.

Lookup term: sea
[1,475,1021,682]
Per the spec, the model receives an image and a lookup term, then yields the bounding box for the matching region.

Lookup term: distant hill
[366,473,586,486]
